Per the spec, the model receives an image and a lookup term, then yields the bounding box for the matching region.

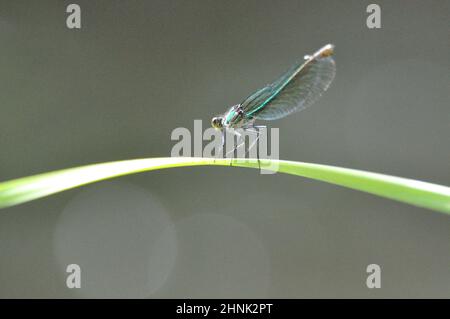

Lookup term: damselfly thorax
[211,104,254,131]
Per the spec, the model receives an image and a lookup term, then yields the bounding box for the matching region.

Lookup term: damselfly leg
[225,130,242,167]
[243,125,266,170]
[222,125,265,170]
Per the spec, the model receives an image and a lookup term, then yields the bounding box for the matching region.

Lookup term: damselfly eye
[211,117,223,130]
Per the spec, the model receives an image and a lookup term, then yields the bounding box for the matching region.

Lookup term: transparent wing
[241,45,336,121]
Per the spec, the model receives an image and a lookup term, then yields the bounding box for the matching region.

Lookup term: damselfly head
[211,116,224,130]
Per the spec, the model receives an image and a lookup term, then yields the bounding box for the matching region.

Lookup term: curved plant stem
[0,157,449,214]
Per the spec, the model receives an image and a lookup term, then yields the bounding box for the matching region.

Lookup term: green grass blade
[0,157,449,214]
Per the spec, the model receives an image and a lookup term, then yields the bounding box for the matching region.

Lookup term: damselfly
[211,44,336,157]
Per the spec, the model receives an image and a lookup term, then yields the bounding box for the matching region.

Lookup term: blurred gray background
[0,0,449,298]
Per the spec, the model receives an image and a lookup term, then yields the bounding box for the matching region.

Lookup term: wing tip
[314,44,335,59]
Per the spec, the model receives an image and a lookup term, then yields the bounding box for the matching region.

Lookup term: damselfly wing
[241,44,335,121]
